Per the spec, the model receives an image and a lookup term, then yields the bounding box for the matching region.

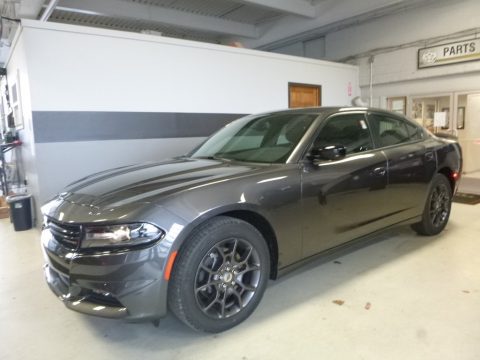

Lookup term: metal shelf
[0,141,22,196]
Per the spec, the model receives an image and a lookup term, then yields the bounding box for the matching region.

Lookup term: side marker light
[164,251,178,281]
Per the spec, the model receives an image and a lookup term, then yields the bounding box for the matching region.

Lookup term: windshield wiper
[194,156,233,162]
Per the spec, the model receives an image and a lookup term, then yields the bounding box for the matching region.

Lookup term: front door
[301,112,388,257]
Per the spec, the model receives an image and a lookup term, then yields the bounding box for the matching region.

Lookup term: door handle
[425,151,435,161]
[372,167,386,177]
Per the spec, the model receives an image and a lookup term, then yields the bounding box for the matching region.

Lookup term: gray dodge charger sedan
[41,107,462,332]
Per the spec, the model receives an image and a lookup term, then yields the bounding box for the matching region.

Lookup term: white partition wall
[5,20,359,222]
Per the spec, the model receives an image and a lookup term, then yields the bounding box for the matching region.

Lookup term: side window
[405,121,424,141]
[314,113,373,155]
[368,114,410,147]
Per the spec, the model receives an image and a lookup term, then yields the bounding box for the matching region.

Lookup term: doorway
[288,83,321,108]
[410,92,480,176]
[455,92,480,174]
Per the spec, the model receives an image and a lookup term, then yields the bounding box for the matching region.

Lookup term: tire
[168,216,270,333]
[411,173,452,236]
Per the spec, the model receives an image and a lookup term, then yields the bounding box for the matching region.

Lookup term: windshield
[189,113,318,163]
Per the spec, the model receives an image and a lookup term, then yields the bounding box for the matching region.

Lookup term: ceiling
[0,0,437,59]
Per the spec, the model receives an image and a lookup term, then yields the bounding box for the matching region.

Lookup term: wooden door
[288,83,321,108]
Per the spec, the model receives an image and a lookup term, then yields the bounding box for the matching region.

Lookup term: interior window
[368,114,410,147]
[314,113,373,155]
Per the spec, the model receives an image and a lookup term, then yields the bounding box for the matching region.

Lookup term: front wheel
[411,173,452,236]
[168,216,270,333]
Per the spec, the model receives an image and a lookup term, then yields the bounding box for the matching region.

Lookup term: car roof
[263,106,397,116]
[262,106,413,122]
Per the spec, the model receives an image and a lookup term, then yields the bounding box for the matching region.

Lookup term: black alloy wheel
[168,216,270,333]
[195,238,261,319]
[429,181,450,227]
[412,174,452,236]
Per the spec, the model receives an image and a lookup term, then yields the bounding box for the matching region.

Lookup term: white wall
[324,0,480,61]
[263,0,480,176]
[320,0,480,175]
[23,20,357,113]
[263,0,480,100]
[6,20,360,222]
[321,0,480,99]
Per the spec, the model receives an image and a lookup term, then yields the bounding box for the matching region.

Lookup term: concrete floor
[0,203,479,360]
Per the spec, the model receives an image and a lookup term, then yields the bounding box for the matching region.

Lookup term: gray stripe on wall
[33,111,246,143]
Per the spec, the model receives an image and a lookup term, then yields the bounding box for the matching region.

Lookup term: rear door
[301,111,389,257]
[366,111,437,222]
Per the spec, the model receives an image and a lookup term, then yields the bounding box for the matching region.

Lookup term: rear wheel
[168,216,270,333]
[411,174,452,236]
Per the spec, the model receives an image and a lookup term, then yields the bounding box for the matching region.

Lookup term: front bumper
[41,228,170,321]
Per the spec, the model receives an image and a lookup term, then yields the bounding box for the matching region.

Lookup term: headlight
[82,223,164,249]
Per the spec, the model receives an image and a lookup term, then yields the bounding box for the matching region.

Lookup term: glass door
[410,95,452,134]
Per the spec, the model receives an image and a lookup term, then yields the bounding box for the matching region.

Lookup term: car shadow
[255,225,446,318]
[80,223,451,349]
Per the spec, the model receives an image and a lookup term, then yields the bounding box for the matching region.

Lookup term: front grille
[47,219,82,250]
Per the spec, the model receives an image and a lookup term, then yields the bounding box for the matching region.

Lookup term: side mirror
[309,144,346,161]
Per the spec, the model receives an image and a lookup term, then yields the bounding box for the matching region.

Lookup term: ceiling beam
[234,0,317,18]
[230,0,433,49]
[56,0,259,38]
[40,0,60,21]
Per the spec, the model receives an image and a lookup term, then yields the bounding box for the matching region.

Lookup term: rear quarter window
[368,113,422,147]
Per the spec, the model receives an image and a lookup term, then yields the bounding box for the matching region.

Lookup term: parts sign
[418,39,480,68]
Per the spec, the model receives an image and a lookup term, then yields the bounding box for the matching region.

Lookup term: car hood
[59,157,269,209]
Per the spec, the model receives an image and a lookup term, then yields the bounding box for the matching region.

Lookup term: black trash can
[6,194,32,231]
